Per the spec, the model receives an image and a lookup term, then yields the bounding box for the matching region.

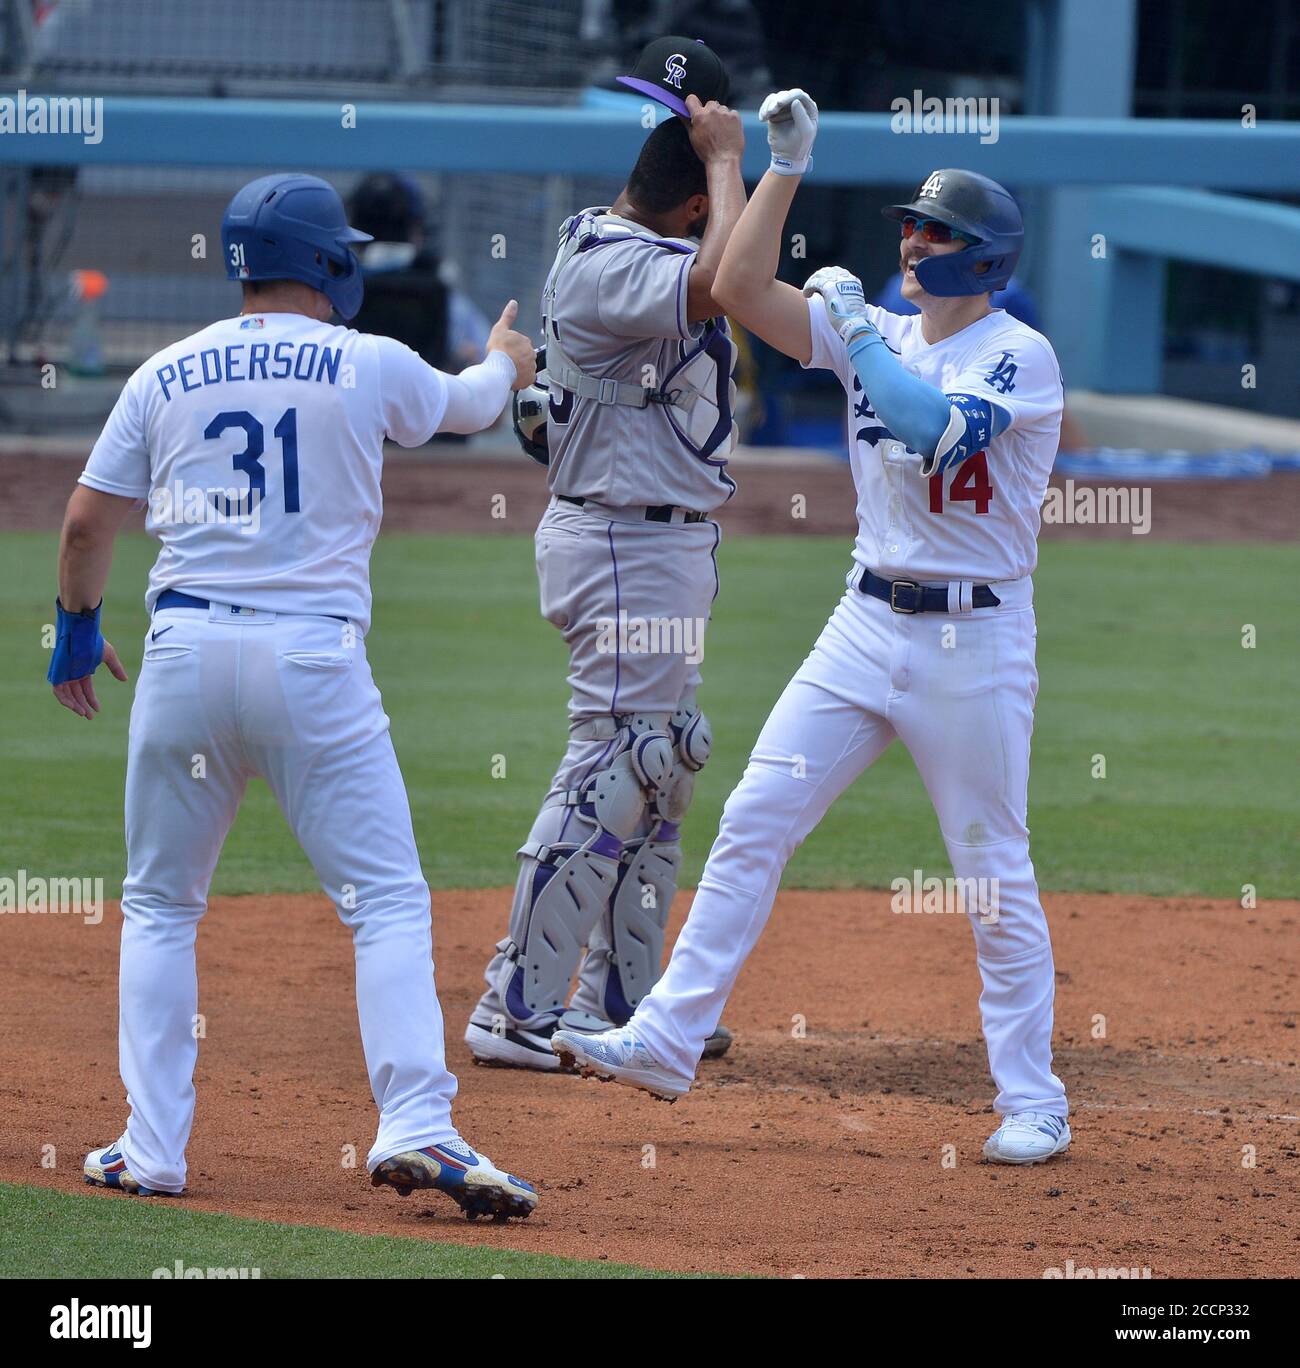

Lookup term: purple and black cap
[616,36,730,121]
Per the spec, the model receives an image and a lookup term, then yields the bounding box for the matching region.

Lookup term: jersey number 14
[206,408,300,517]
[928,451,992,515]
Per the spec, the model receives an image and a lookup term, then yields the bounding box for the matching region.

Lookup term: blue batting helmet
[882,169,1023,297]
[221,173,373,320]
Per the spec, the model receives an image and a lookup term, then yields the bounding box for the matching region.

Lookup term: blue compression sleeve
[844,327,1010,474]
[844,329,952,458]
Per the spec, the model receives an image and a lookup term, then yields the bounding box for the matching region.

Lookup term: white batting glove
[803,266,879,347]
[759,88,818,176]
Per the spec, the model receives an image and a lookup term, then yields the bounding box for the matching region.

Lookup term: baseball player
[464,38,746,1072]
[49,173,540,1218]
[554,90,1073,1166]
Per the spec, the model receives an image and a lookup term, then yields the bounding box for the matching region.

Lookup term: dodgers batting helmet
[882,169,1023,297]
[221,173,373,321]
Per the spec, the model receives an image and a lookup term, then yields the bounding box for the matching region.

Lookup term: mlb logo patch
[229,605,256,616]
[239,315,264,329]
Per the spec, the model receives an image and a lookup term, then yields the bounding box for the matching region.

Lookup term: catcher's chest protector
[542,209,738,465]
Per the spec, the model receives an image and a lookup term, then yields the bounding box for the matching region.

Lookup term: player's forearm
[438,350,517,434]
[713,170,799,310]
[687,154,746,320]
[56,486,130,611]
[845,333,950,461]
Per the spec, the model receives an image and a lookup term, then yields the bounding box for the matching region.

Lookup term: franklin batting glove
[802,266,881,351]
[760,88,818,176]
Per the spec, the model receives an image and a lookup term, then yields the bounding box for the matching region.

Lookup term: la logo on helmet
[920,172,944,199]
[664,53,687,88]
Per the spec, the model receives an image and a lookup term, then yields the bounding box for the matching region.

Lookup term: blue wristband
[47,598,105,685]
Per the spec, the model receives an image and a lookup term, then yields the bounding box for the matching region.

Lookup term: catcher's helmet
[882,169,1023,297]
[221,173,373,321]
[513,346,550,466]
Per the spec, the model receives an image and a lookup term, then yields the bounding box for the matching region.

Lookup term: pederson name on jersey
[155,340,345,402]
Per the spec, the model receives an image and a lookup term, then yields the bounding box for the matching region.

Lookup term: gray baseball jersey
[544,208,737,512]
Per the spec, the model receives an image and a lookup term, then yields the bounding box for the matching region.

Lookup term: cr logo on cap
[664,53,687,89]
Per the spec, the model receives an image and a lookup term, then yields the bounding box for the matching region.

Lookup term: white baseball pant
[114,601,458,1193]
[632,573,1067,1117]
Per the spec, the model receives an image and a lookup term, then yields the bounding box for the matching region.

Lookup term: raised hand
[759,88,819,176]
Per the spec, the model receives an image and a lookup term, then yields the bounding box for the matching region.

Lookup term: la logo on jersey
[919,172,944,199]
[984,351,1018,394]
[664,53,687,88]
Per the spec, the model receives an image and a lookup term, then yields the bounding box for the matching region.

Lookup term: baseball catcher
[465,37,746,1071]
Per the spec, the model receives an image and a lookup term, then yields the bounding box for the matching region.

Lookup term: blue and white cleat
[83,1143,172,1197]
[982,1112,1071,1165]
[370,1139,537,1221]
[550,1026,691,1102]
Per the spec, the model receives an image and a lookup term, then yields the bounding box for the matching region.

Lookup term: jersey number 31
[206,408,300,517]
[928,451,992,515]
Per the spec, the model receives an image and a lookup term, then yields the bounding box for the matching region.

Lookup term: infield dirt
[2,888,1296,1278]
[3,452,1299,542]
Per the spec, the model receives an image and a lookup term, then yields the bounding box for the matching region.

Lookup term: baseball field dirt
[3,887,1296,1278]
[2,451,1299,542]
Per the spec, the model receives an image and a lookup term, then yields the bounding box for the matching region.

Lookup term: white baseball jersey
[80,312,455,633]
[804,296,1064,584]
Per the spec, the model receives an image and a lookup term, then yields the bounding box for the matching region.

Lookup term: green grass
[0,1183,695,1279]
[3,531,1295,898]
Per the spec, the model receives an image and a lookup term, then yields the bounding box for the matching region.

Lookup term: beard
[685,212,709,240]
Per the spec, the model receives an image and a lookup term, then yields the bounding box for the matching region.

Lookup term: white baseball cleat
[465,1014,566,1072]
[983,1111,1071,1164]
[550,1026,691,1101]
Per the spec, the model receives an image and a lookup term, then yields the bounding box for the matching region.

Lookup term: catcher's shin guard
[571,825,682,1024]
[493,838,616,1026]
[570,705,710,1025]
[494,717,671,1025]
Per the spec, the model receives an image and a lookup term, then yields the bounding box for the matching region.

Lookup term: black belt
[155,589,348,622]
[857,568,1001,614]
[558,495,705,524]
